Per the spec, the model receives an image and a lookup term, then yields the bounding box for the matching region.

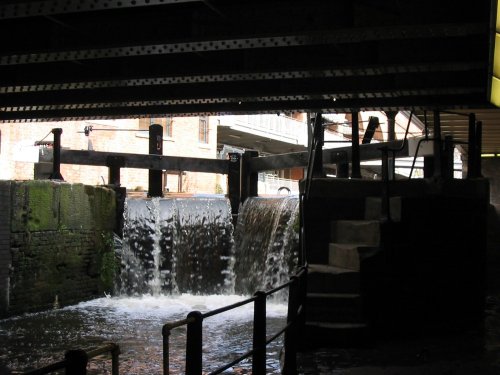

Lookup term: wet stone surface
[297,295,500,375]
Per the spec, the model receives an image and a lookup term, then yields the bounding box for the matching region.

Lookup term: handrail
[23,343,120,375]
[162,266,308,375]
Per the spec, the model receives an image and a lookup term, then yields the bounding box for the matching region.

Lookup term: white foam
[67,294,287,324]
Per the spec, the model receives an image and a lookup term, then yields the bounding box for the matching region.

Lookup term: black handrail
[23,343,120,375]
[162,267,308,375]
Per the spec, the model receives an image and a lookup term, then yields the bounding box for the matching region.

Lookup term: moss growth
[97,231,118,294]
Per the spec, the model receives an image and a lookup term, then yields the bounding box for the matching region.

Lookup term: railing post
[283,276,298,375]
[162,325,172,375]
[65,349,88,375]
[185,311,203,375]
[298,267,308,336]
[111,344,120,375]
[253,291,267,375]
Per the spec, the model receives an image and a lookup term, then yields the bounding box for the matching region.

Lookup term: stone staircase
[304,217,382,347]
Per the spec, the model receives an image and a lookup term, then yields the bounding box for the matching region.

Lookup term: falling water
[118,197,235,295]
[233,196,300,295]
[118,195,299,296]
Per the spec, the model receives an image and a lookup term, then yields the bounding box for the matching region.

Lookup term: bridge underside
[1,0,498,153]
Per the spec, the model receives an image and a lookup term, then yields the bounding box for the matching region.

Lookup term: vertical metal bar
[148,123,164,197]
[241,150,259,202]
[227,153,241,224]
[50,128,64,180]
[351,112,361,178]
[433,110,442,177]
[443,135,454,179]
[252,291,267,375]
[381,147,390,220]
[162,325,171,375]
[311,113,324,178]
[283,277,298,375]
[467,113,477,178]
[185,311,203,375]
[111,344,120,375]
[475,120,483,177]
[65,349,88,375]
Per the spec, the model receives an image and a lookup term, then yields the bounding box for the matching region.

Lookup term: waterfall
[233,196,299,295]
[118,197,234,295]
[117,195,299,296]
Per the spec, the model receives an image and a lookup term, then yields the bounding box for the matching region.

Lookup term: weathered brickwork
[0,180,116,317]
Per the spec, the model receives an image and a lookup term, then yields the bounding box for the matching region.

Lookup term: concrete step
[328,244,379,271]
[307,264,360,294]
[303,321,372,348]
[330,220,380,245]
[306,292,363,323]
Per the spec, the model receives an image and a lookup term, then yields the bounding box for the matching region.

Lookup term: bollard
[252,291,267,375]
[65,349,88,375]
[185,311,203,375]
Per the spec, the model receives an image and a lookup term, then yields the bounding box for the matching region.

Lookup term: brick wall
[0,117,219,194]
[1,180,116,317]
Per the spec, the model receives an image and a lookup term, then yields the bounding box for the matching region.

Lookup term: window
[140,116,173,138]
[199,116,209,144]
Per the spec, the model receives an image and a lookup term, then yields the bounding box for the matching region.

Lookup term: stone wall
[0,181,12,316]
[0,180,116,317]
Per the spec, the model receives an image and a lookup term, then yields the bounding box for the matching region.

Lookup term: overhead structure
[0,0,499,150]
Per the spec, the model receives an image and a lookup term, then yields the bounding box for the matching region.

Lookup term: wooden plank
[60,149,230,174]
[247,140,409,172]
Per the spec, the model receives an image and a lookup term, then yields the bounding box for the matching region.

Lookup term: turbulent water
[0,196,300,374]
[0,295,287,374]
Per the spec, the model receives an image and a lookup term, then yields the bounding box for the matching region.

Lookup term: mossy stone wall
[0,180,116,317]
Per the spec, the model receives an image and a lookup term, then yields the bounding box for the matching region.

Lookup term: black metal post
[162,325,172,375]
[148,124,163,197]
[65,349,88,375]
[381,147,390,220]
[50,128,64,180]
[423,157,434,178]
[311,113,324,178]
[467,113,477,178]
[227,153,241,224]
[253,291,267,375]
[351,111,361,178]
[185,311,203,375]
[283,277,298,375]
[475,120,483,177]
[111,345,120,375]
[241,150,258,202]
[336,161,349,178]
[443,135,454,179]
[386,112,397,180]
[433,110,442,178]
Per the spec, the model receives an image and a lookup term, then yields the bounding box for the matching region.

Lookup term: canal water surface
[0,294,287,374]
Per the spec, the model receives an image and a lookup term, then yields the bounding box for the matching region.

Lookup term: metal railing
[23,343,120,375]
[162,266,308,375]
